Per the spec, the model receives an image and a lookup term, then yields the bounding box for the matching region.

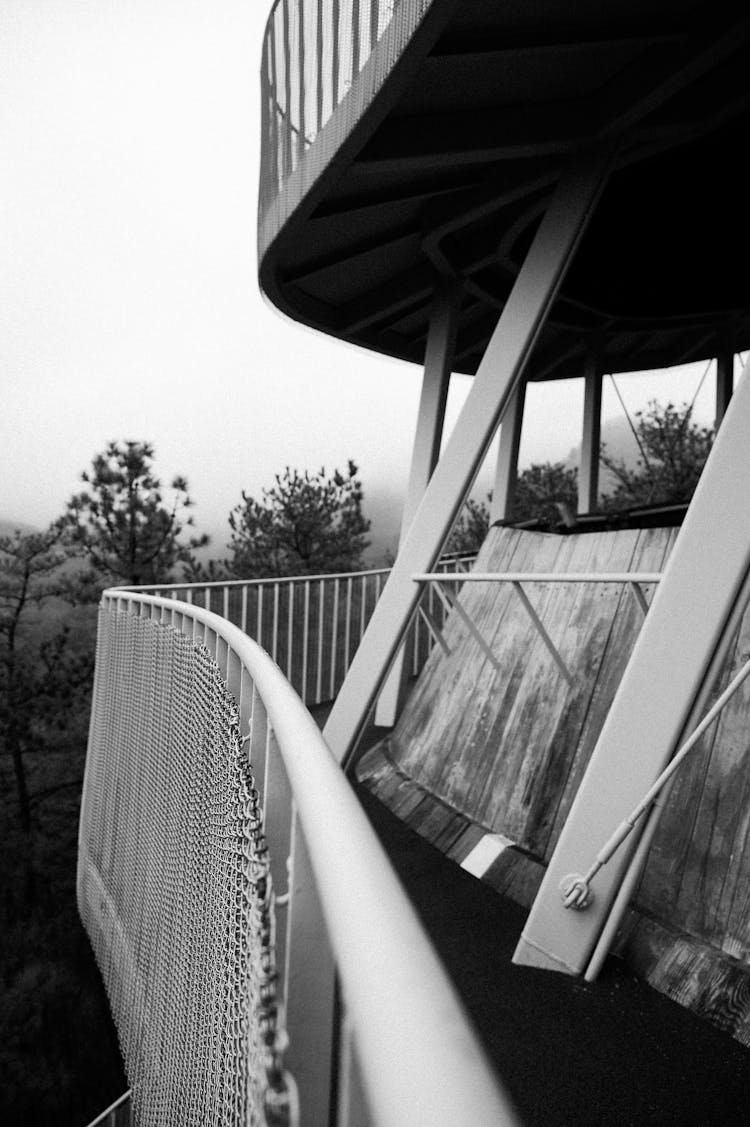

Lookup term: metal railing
[259,0,433,256]
[127,556,476,707]
[84,589,518,1127]
[260,1,397,219]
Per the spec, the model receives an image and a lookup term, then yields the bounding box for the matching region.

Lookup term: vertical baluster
[344,576,353,672]
[316,579,325,704]
[272,582,280,663]
[226,647,241,701]
[186,587,194,605]
[257,585,264,647]
[268,19,280,192]
[282,0,293,174]
[316,0,324,135]
[203,626,217,659]
[250,682,269,810]
[287,581,295,681]
[204,588,211,612]
[331,0,340,105]
[264,726,294,995]
[302,580,311,703]
[369,0,378,52]
[241,584,248,634]
[352,0,360,77]
[330,578,340,699]
[239,666,259,800]
[359,574,367,646]
[298,0,306,160]
[223,585,229,621]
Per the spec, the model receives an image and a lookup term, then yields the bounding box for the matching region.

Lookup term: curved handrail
[258,0,443,264]
[103,588,519,1127]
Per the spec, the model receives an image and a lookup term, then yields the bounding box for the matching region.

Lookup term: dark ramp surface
[356,785,750,1127]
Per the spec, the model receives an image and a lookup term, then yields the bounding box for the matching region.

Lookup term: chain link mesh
[78,606,291,1127]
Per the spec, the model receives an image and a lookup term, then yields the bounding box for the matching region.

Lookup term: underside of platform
[260,1,750,379]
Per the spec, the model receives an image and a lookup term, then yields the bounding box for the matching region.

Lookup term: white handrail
[116,565,394,591]
[104,589,518,1127]
[414,571,663,584]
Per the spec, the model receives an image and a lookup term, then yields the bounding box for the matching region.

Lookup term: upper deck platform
[259,0,750,380]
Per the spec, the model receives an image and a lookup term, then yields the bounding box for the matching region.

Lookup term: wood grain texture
[617,913,750,1046]
[382,526,674,859]
[357,524,750,1041]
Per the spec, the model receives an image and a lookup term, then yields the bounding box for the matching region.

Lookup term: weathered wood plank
[617,913,750,1047]
[392,526,525,792]
[545,526,676,858]
[359,523,750,1037]
[669,602,750,954]
[503,528,646,856]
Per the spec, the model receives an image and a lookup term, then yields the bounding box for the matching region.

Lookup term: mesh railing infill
[78,607,290,1127]
[259,0,433,258]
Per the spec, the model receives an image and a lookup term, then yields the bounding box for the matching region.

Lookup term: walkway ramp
[358,524,677,880]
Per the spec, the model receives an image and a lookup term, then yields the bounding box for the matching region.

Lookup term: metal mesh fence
[258,0,432,255]
[78,607,290,1127]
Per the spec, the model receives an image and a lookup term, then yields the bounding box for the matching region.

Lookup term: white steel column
[490,379,526,522]
[715,345,734,428]
[515,358,750,975]
[375,282,458,726]
[323,142,616,766]
[578,355,602,514]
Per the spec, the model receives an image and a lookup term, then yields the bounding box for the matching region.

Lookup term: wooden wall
[358,523,750,1039]
[367,525,676,860]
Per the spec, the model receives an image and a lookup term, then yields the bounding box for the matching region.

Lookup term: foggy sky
[1,1,719,562]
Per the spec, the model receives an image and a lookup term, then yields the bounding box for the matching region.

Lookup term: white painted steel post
[515,357,750,975]
[490,379,526,522]
[325,143,616,765]
[375,282,459,726]
[578,354,602,514]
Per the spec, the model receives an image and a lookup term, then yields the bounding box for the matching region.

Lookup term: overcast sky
[1,1,724,562]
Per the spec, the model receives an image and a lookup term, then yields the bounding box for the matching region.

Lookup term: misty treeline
[448,400,714,553]
[2,404,715,833]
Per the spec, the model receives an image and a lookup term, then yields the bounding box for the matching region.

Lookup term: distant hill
[564,415,641,497]
[0,518,39,538]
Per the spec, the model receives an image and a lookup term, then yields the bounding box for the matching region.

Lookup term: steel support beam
[514,358,750,975]
[375,282,459,726]
[715,344,734,428]
[578,354,602,514]
[490,380,526,522]
[323,142,616,767]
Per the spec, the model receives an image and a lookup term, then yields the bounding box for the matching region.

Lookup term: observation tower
[80,3,750,1125]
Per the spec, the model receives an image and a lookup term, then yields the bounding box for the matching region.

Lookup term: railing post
[326,143,617,765]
